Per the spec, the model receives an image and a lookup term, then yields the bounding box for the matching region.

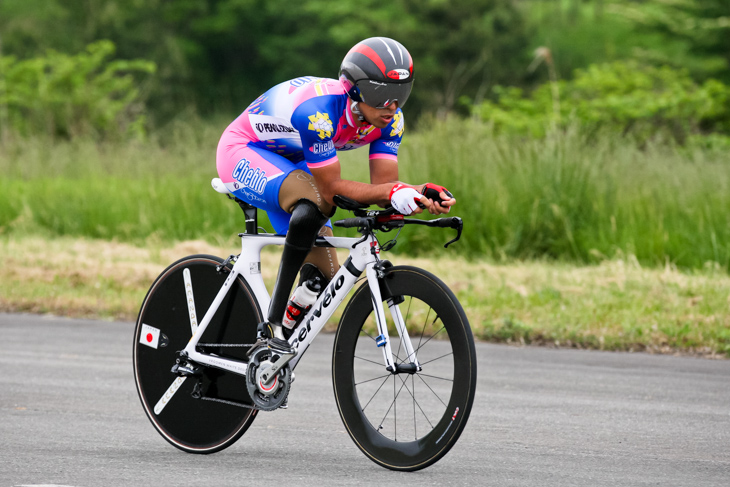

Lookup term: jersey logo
[390,112,404,137]
[232,158,268,194]
[249,114,300,140]
[308,112,334,140]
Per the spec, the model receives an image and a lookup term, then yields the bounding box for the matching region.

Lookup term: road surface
[1,313,728,486]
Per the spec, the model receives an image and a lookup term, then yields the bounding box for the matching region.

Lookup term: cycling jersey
[216,76,405,233]
[221,76,403,166]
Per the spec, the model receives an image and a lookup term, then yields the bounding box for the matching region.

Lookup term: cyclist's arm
[311,158,450,214]
[369,157,398,185]
[310,158,395,208]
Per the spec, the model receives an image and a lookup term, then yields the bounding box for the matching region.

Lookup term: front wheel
[332,266,477,471]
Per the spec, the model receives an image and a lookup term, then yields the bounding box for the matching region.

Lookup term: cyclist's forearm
[321,178,393,207]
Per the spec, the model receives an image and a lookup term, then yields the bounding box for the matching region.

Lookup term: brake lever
[351,219,373,248]
[443,217,463,248]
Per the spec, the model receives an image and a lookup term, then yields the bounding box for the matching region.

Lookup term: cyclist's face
[358,101,398,129]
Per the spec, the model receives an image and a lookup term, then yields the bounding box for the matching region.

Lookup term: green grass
[1,117,729,271]
[1,236,728,357]
[398,117,730,269]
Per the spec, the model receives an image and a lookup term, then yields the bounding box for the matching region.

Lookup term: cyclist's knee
[279,170,334,216]
[285,199,329,251]
[302,227,340,284]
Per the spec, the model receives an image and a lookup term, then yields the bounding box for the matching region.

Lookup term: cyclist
[216,37,455,342]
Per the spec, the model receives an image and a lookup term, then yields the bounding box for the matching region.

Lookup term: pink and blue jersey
[216,76,405,233]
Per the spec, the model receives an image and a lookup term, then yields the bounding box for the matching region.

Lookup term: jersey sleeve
[369,109,405,161]
[291,97,340,169]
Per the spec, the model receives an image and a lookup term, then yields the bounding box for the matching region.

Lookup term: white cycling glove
[389,183,422,215]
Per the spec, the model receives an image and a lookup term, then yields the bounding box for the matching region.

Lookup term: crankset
[245,346,293,411]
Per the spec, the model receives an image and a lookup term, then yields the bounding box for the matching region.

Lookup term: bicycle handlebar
[333,210,463,248]
[333,218,373,229]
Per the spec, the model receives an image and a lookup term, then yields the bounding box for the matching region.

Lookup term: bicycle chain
[199,395,258,410]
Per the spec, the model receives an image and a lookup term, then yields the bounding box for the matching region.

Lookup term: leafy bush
[0,40,155,139]
[475,60,730,143]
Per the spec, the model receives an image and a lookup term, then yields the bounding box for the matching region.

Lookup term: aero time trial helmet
[339,37,414,109]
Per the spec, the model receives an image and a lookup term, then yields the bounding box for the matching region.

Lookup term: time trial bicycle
[132,177,477,471]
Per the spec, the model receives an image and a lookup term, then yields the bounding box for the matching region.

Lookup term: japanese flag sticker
[140,324,161,349]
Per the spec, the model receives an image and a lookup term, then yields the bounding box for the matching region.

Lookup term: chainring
[246,346,291,411]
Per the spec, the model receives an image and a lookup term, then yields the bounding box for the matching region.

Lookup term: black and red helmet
[339,37,414,109]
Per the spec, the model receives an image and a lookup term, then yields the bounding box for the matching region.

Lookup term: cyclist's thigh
[278,169,334,217]
[217,143,298,234]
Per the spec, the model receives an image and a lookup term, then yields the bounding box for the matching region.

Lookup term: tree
[0,0,533,123]
[608,0,730,82]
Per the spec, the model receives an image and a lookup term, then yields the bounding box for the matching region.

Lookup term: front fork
[366,263,422,374]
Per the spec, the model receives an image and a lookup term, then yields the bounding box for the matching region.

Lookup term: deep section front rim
[332,266,477,471]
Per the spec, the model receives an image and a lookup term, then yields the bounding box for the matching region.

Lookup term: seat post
[235,198,258,234]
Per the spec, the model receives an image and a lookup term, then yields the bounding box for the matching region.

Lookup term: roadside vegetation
[1,236,728,358]
[1,117,728,271]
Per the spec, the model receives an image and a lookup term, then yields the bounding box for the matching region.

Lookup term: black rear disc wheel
[133,254,261,453]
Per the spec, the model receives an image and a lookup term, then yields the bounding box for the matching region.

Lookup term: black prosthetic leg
[268,200,329,330]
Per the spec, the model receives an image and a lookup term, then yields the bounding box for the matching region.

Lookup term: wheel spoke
[361,328,377,342]
[354,373,391,387]
[413,323,447,355]
[377,374,410,437]
[417,372,454,382]
[394,373,436,431]
[354,354,387,367]
[416,373,449,407]
[412,375,417,440]
[361,301,451,439]
[418,352,453,367]
[360,374,391,413]
[393,375,397,440]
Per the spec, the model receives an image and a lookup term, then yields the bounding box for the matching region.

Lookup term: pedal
[267,337,296,356]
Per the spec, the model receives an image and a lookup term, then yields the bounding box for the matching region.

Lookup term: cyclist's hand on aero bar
[390,183,423,215]
[421,183,456,215]
[390,183,456,216]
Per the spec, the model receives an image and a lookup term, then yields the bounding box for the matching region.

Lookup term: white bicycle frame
[153,224,421,415]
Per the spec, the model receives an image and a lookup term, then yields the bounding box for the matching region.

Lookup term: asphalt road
[1,313,728,486]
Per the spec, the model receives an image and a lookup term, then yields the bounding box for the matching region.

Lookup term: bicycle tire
[332,266,477,471]
[133,254,261,453]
